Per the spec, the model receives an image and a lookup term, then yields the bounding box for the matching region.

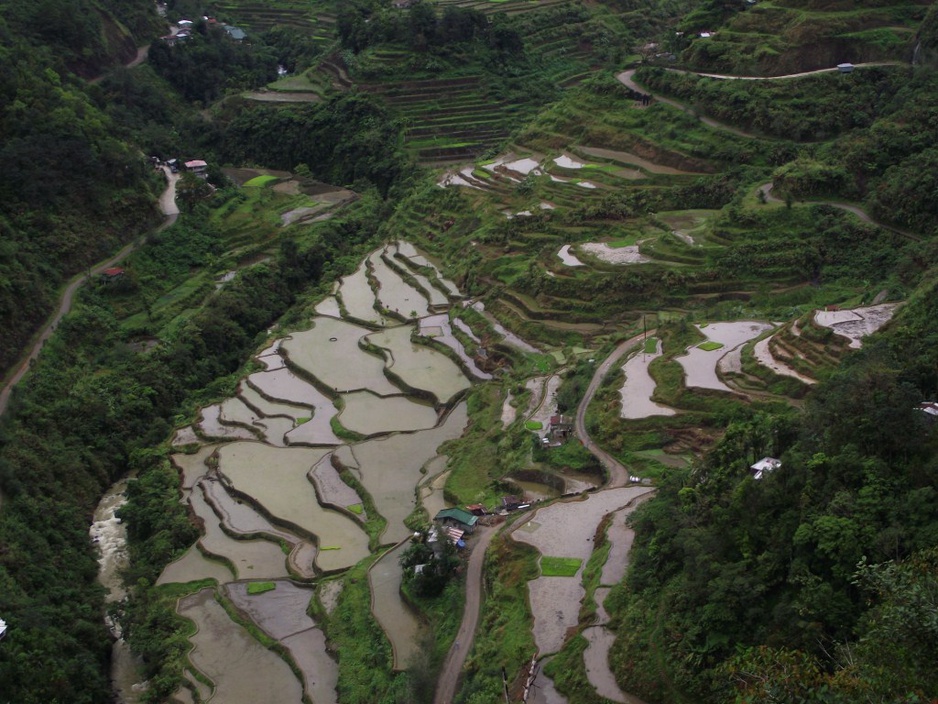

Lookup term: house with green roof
[434,507,478,533]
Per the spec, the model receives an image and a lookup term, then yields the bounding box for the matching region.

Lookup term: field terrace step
[360,75,481,95]
[406,127,507,142]
[316,57,353,89]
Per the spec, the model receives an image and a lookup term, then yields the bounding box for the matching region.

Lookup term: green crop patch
[525,420,543,430]
[697,341,724,351]
[243,175,280,187]
[541,556,582,577]
[247,581,277,595]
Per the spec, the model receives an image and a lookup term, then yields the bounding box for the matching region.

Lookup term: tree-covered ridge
[0,2,156,380]
[612,287,938,701]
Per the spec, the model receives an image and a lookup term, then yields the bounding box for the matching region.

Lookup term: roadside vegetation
[2,0,938,702]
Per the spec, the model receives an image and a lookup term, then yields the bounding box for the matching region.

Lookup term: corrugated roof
[435,508,478,526]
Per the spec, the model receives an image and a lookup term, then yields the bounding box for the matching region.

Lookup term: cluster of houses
[151,156,209,178]
[160,17,247,45]
[430,496,534,550]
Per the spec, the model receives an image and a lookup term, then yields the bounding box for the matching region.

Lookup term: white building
[750,457,782,480]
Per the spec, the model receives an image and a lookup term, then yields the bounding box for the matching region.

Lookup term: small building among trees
[434,507,478,533]
[750,457,782,480]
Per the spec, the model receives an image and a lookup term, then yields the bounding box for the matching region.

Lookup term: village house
[224,25,247,41]
[917,401,938,422]
[101,267,125,282]
[185,159,209,178]
[750,457,782,480]
[548,414,573,443]
[434,507,478,533]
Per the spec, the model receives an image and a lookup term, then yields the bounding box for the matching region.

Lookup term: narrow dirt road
[617,62,903,141]
[575,333,650,488]
[434,524,497,704]
[0,169,179,419]
[758,182,921,242]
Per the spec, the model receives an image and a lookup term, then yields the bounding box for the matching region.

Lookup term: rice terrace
[1,1,938,704]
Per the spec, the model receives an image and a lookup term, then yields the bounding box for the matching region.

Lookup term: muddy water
[157,544,234,585]
[347,403,468,542]
[558,245,585,267]
[513,488,655,655]
[255,415,295,446]
[366,325,471,402]
[198,404,258,440]
[370,250,430,318]
[239,384,306,420]
[579,146,702,176]
[226,581,339,704]
[420,461,450,519]
[419,314,491,380]
[246,367,325,408]
[216,442,370,571]
[508,477,560,502]
[337,259,382,324]
[470,301,540,353]
[403,267,450,307]
[190,487,290,579]
[178,588,304,703]
[220,396,262,428]
[315,295,342,318]
[339,391,439,435]
[393,241,461,297]
[92,478,147,703]
[170,445,216,489]
[370,542,424,669]
[619,339,676,419]
[310,452,364,514]
[281,317,400,396]
[677,321,772,391]
[201,477,299,544]
[92,477,133,604]
[583,625,646,704]
[554,154,586,169]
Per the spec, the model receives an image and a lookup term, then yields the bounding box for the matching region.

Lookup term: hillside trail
[757,182,921,242]
[433,524,497,704]
[575,332,654,488]
[616,62,902,141]
[433,334,649,703]
[0,169,179,423]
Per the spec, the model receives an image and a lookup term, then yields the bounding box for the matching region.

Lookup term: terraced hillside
[209,0,337,45]
[679,0,930,74]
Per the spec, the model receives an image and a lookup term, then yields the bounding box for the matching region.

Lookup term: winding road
[617,62,902,141]
[575,333,651,488]
[0,169,179,419]
[757,182,921,242]
[433,333,648,703]
[433,524,497,704]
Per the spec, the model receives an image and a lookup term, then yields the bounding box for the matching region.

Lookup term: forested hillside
[0,0,164,379]
[0,0,937,702]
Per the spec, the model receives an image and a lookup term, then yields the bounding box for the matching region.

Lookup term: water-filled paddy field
[153,244,485,702]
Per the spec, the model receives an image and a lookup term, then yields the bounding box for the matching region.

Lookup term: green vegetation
[4,0,938,701]
[243,174,280,187]
[540,556,582,577]
[696,340,723,351]
[524,420,543,430]
[246,581,277,595]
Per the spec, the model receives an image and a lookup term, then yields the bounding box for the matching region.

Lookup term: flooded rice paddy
[814,303,899,349]
[619,339,676,419]
[677,321,773,391]
[116,236,659,704]
[178,589,305,703]
[149,243,487,702]
[370,542,425,669]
